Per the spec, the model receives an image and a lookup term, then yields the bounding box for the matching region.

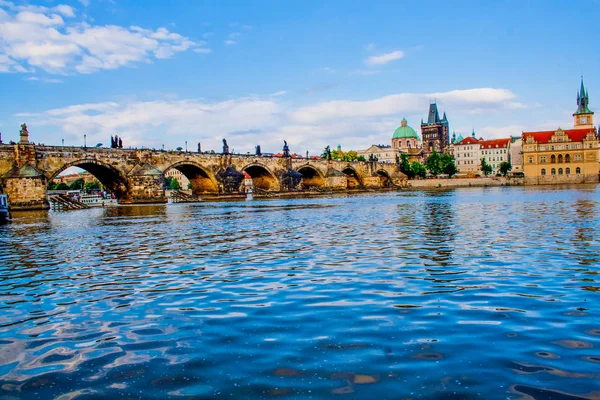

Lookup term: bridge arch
[164,161,218,194]
[376,170,393,187]
[242,163,280,191]
[297,165,325,189]
[48,158,128,198]
[342,166,362,189]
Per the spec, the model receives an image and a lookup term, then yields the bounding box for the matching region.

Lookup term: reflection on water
[1,185,600,399]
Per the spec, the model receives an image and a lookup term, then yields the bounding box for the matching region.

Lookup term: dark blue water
[1,186,600,399]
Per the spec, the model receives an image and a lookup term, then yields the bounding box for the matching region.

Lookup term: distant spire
[574,76,593,116]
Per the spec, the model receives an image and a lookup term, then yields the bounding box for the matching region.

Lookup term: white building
[454,136,481,174]
[357,144,397,163]
[479,138,511,175]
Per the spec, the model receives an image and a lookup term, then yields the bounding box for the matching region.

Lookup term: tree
[440,153,458,177]
[84,180,101,191]
[357,155,366,162]
[188,182,192,190]
[56,182,69,190]
[398,153,414,178]
[499,161,512,177]
[69,178,85,190]
[410,161,427,178]
[480,158,493,176]
[164,176,181,190]
[47,181,57,190]
[425,151,442,176]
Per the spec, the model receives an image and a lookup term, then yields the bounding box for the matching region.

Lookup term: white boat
[79,193,118,207]
[0,194,10,223]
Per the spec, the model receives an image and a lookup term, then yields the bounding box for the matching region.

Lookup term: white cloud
[0,1,202,74]
[77,0,90,6]
[271,90,287,96]
[323,67,335,73]
[365,50,404,66]
[17,87,526,155]
[474,125,525,139]
[224,40,237,45]
[26,76,62,83]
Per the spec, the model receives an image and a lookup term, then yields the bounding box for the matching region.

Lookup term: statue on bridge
[324,145,332,161]
[282,140,290,158]
[112,135,123,149]
[19,123,29,144]
[222,138,229,155]
[255,145,262,156]
[198,142,202,153]
[0,131,2,144]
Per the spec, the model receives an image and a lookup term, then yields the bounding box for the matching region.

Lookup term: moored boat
[0,194,11,223]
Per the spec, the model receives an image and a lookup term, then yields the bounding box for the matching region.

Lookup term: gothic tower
[420,103,449,160]
[573,77,594,129]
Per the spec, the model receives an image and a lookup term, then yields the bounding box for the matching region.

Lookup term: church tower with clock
[573,77,594,129]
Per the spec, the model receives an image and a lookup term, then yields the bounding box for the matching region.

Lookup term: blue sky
[0,0,599,154]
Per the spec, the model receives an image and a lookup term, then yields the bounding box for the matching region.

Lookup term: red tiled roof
[479,138,511,149]
[456,137,479,145]
[522,128,595,144]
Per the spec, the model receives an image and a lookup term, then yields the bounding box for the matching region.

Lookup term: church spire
[574,76,593,115]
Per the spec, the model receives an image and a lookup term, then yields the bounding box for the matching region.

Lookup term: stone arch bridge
[0,144,407,210]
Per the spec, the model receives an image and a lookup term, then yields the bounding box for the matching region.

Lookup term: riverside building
[453,132,480,174]
[522,78,599,184]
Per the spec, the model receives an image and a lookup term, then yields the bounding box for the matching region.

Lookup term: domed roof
[392,118,419,139]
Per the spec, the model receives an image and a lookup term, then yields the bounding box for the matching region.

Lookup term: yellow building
[522,79,599,184]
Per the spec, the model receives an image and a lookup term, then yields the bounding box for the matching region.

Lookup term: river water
[1,186,599,399]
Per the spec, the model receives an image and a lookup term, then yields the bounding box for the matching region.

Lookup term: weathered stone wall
[4,176,49,210]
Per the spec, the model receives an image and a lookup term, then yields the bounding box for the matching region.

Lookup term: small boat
[0,194,11,223]
[79,192,118,207]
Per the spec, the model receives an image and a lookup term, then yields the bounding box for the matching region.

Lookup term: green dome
[392,118,419,140]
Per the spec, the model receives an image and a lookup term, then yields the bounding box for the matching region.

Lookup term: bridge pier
[3,165,50,210]
[120,163,167,205]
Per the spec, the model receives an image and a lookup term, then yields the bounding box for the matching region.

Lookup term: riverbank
[407,176,525,189]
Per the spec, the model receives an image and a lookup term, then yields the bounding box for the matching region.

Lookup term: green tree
[357,155,366,162]
[480,158,493,176]
[84,180,101,191]
[440,153,458,177]
[47,181,57,190]
[410,161,427,178]
[499,161,512,177]
[188,182,192,190]
[164,176,181,190]
[56,182,69,190]
[343,150,359,162]
[398,153,414,178]
[69,178,85,190]
[425,151,442,176]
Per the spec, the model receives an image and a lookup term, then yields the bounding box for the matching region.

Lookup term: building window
[528,157,533,163]
[551,154,556,163]
[575,154,582,161]
[565,154,570,163]
[576,167,581,174]
[551,168,556,175]
[558,154,563,163]
[540,156,546,163]
[558,168,563,175]
[566,167,570,175]
[541,168,546,175]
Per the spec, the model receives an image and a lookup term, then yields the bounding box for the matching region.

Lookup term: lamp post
[185,141,188,152]
[62,138,64,146]
[162,144,165,152]
[84,134,87,149]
